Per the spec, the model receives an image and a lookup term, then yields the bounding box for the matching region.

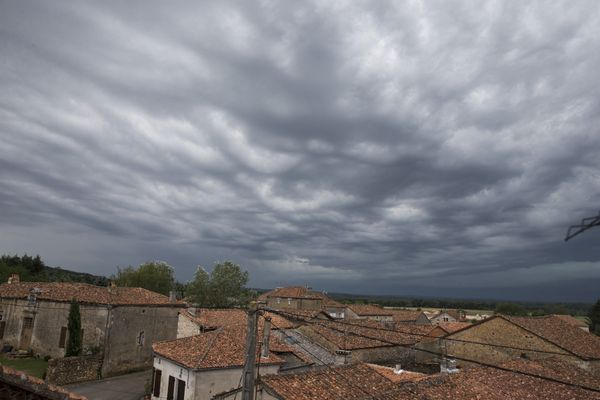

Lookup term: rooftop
[261,363,404,400]
[0,282,182,306]
[348,304,393,317]
[503,315,600,360]
[373,358,600,400]
[153,326,285,370]
[388,309,427,323]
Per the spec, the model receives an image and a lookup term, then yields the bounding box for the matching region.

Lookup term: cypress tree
[590,299,600,336]
[66,299,82,356]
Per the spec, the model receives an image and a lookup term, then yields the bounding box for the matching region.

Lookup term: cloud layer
[1,1,600,301]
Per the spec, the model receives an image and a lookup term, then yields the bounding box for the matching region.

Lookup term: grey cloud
[1,0,600,301]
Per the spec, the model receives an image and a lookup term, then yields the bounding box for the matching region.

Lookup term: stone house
[151,325,284,400]
[440,315,600,371]
[345,304,394,322]
[428,309,466,325]
[296,319,431,364]
[389,309,431,325]
[0,280,182,377]
[257,287,347,320]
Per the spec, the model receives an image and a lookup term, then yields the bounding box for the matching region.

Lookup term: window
[0,321,5,340]
[153,369,162,397]
[176,379,186,400]
[167,376,175,400]
[137,331,145,346]
[288,298,291,305]
[23,317,33,329]
[59,327,67,348]
[276,298,281,304]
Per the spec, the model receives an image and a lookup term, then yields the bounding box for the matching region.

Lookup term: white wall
[152,356,195,400]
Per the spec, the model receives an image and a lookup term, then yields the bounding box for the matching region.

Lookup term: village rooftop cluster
[0,278,599,399]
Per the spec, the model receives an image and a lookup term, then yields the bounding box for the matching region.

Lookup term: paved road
[65,370,151,400]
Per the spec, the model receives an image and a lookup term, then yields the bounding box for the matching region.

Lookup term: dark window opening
[152,369,162,397]
[176,379,185,400]
[0,321,5,340]
[167,376,175,400]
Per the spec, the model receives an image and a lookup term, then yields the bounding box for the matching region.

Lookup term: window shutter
[153,369,162,397]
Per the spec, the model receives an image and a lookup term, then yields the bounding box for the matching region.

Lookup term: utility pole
[261,316,271,358]
[242,302,258,400]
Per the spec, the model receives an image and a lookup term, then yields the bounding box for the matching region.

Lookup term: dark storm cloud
[1,0,600,301]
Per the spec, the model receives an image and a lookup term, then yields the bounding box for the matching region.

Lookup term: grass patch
[0,354,48,378]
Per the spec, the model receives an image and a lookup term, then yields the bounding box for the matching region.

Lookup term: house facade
[429,309,466,325]
[0,280,181,377]
[345,304,394,322]
[152,326,283,400]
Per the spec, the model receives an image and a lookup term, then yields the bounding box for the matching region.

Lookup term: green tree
[66,300,82,357]
[589,299,600,336]
[185,261,249,307]
[185,266,210,306]
[495,302,528,316]
[114,261,175,295]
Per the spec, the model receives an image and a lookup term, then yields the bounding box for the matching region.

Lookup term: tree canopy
[113,261,175,295]
[494,302,528,316]
[186,261,250,307]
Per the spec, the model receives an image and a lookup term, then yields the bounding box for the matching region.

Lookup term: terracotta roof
[0,282,182,306]
[552,314,589,328]
[261,363,398,400]
[153,326,284,370]
[0,365,87,400]
[365,363,427,383]
[503,315,600,360]
[182,308,299,330]
[374,358,600,400]
[306,320,430,350]
[348,304,393,316]
[436,322,471,334]
[389,309,427,323]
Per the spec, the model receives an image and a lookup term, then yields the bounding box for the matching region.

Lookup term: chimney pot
[169,291,177,302]
[8,274,20,284]
[394,364,403,374]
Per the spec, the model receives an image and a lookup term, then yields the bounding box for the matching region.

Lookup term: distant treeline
[0,254,109,286]
[328,293,592,316]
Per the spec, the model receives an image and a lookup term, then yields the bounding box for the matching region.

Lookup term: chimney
[188,306,197,317]
[261,317,272,358]
[8,274,20,284]
[394,364,403,374]
[169,291,177,303]
[440,358,459,374]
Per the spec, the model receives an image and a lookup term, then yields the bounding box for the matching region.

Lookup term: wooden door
[19,317,34,350]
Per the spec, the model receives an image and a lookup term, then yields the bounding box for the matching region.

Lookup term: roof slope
[389,309,427,323]
[348,304,393,316]
[261,363,399,400]
[552,314,589,328]
[153,326,284,370]
[374,358,600,400]
[504,315,600,360]
[307,320,431,350]
[0,282,180,306]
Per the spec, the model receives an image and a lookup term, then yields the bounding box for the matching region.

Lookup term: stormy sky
[1,1,600,302]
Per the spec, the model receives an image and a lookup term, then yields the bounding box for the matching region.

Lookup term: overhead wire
[267,309,600,394]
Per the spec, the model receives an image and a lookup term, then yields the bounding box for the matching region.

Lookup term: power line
[267,308,573,357]
[273,311,600,394]
[266,314,380,400]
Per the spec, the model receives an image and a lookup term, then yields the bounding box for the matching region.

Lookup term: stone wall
[101,305,180,377]
[443,316,579,367]
[0,298,109,359]
[46,355,102,386]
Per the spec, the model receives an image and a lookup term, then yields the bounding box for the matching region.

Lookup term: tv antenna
[565,210,600,241]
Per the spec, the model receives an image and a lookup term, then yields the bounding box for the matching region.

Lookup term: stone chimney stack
[169,291,177,303]
[8,274,20,284]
